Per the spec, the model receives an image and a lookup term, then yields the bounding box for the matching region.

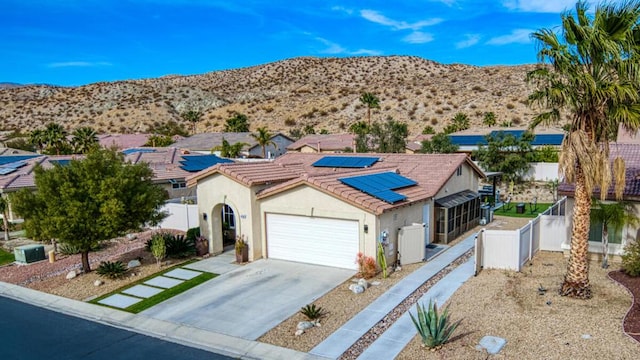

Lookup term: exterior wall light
[202,213,207,220]
[364,224,369,233]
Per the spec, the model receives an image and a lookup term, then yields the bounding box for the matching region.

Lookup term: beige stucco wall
[259,185,379,260]
[378,200,431,265]
[435,162,479,199]
[195,173,263,260]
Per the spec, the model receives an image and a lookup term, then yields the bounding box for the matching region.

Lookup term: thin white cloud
[360,9,442,31]
[502,0,577,13]
[315,37,381,56]
[456,34,481,49]
[402,31,434,44]
[47,61,113,68]
[486,29,533,45]
[331,5,353,15]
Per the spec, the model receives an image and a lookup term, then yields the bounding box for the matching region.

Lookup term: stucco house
[172,132,293,158]
[287,134,356,153]
[558,143,640,258]
[187,153,485,270]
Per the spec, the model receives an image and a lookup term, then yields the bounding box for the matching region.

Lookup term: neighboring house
[187,153,485,270]
[405,134,433,154]
[0,148,232,221]
[172,132,293,158]
[617,123,640,144]
[448,127,565,153]
[98,134,185,150]
[558,143,640,258]
[287,134,356,153]
[0,147,37,156]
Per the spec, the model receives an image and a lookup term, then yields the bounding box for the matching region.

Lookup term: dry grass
[397,252,640,359]
[0,56,540,135]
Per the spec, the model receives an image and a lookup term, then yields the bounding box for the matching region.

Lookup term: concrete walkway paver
[122,284,164,298]
[183,251,239,274]
[144,276,184,289]
[310,233,476,359]
[164,268,202,280]
[98,293,143,309]
[357,259,475,359]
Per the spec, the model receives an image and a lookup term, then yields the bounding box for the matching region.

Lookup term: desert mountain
[0,56,547,136]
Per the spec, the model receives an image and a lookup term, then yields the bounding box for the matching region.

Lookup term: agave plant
[409,300,461,350]
[96,261,127,279]
[300,304,326,321]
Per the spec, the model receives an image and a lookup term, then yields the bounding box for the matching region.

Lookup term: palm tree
[527,1,640,298]
[29,129,45,153]
[182,110,202,135]
[452,112,470,131]
[251,127,277,159]
[71,126,98,154]
[590,200,639,269]
[359,92,380,125]
[0,196,9,241]
[483,112,497,127]
[43,122,68,155]
[212,138,248,158]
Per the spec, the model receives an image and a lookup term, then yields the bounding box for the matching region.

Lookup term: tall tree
[359,92,380,125]
[420,133,459,154]
[473,131,533,183]
[527,1,640,298]
[10,149,167,272]
[71,126,98,154]
[349,121,371,153]
[181,110,202,135]
[483,112,497,127]
[212,138,247,158]
[369,118,408,153]
[224,113,250,132]
[0,196,9,242]
[590,200,639,269]
[251,127,277,158]
[42,122,69,155]
[28,129,45,153]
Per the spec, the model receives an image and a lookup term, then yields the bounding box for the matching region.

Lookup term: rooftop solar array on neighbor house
[49,159,71,167]
[121,148,157,155]
[448,131,564,147]
[179,154,233,172]
[339,172,417,204]
[0,155,39,166]
[0,157,33,175]
[312,156,379,168]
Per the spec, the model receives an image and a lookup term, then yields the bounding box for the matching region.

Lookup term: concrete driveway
[141,258,355,340]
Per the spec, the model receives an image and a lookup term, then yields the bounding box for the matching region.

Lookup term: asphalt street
[0,296,235,360]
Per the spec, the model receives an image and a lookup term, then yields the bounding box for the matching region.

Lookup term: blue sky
[0,0,601,86]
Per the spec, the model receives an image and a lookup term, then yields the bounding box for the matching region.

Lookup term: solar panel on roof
[122,148,157,155]
[312,156,379,168]
[179,154,233,172]
[0,155,39,166]
[339,172,417,204]
[0,167,17,175]
[49,159,71,166]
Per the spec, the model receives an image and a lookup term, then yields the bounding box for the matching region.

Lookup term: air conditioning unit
[14,244,46,264]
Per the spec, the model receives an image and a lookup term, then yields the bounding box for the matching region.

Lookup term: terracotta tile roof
[172,132,291,152]
[559,143,640,199]
[98,134,151,150]
[0,155,78,191]
[189,152,483,215]
[287,134,355,152]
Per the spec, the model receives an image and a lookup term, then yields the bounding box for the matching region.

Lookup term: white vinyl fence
[523,162,559,181]
[154,201,199,232]
[476,197,567,271]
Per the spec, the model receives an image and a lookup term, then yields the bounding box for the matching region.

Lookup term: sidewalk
[310,233,476,359]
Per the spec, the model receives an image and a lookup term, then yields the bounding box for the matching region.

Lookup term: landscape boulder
[349,284,365,294]
[94,280,103,287]
[127,259,141,269]
[66,270,77,280]
[357,278,369,289]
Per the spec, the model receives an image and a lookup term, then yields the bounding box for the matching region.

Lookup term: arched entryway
[209,202,239,254]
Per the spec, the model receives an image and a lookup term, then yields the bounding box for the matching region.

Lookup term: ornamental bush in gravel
[621,240,640,277]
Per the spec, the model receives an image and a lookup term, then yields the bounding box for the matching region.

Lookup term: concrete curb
[0,281,328,360]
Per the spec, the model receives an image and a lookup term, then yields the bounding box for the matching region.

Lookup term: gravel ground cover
[397,251,640,359]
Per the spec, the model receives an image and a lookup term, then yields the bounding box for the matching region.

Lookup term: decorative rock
[349,284,365,294]
[371,281,381,286]
[357,278,369,289]
[126,233,137,240]
[94,280,103,287]
[66,270,77,280]
[127,259,141,269]
[297,321,315,331]
[581,334,592,339]
[477,336,507,355]
[295,329,305,336]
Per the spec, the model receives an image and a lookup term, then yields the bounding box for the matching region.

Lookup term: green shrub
[59,242,101,255]
[96,261,126,279]
[186,227,201,243]
[409,300,461,350]
[300,304,325,321]
[147,232,195,258]
[622,240,640,277]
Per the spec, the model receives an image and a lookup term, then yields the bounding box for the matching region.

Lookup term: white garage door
[266,213,359,270]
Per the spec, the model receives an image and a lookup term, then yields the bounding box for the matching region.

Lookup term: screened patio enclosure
[435,190,481,244]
